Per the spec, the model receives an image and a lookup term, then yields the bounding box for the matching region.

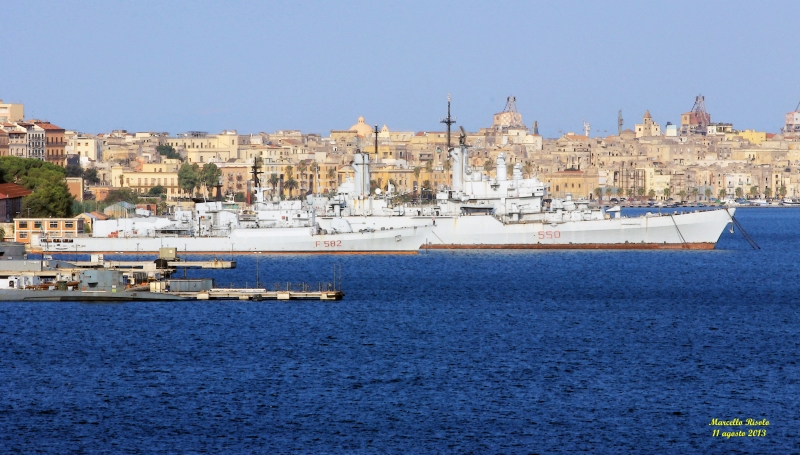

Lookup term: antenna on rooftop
[618,110,623,135]
[583,120,591,137]
[440,93,456,157]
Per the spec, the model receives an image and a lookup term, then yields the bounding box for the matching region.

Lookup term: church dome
[349,116,374,137]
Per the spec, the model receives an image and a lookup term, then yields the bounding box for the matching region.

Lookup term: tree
[678,189,686,201]
[637,187,645,199]
[296,161,308,194]
[719,188,727,199]
[156,145,182,161]
[268,173,280,199]
[105,188,140,204]
[148,185,166,196]
[310,161,320,194]
[84,168,100,184]
[735,187,743,198]
[284,177,298,198]
[483,159,495,174]
[522,161,534,178]
[648,189,656,199]
[443,158,452,185]
[421,179,432,201]
[663,187,671,199]
[0,156,75,217]
[178,162,200,196]
[691,187,699,201]
[627,187,634,198]
[425,160,433,173]
[65,164,83,177]
[779,185,787,198]
[750,186,759,198]
[200,163,222,195]
[594,187,603,201]
[705,188,712,199]
[764,186,772,198]
[413,167,422,180]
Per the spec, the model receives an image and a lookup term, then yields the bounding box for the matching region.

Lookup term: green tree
[413,166,421,180]
[764,186,772,198]
[425,160,433,173]
[735,187,743,198]
[705,188,712,199]
[691,187,699,201]
[22,182,74,217]
[178,162,200,196]
[0,157,74,217]
[200,163,222,194]
[678,189,687,201]
[594,187,603,201]
[148,185,166,196]
[637,187,645,199]
[663,187,671,199]
[284,177,298,198]
[483,159,495,174]
[156,145,182,161]
[750,186,759,198]
[65,163,83,177]
[84,168,100,184]
[648,189,656,199]
[626,187,634,198]
[296,161,308,195]
[779,185,787,198]
[105,188,140,204]
[719,188,727,199]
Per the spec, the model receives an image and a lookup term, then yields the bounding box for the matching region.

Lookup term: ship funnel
[513,163,523,180]
[451,146,464,191]
[496,153,507,181]
[352,152,370,198]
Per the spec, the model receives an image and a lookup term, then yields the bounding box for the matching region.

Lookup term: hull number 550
[316,240,342,247]
[538,230,561,239]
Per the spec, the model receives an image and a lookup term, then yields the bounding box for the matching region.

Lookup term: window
[19,232,27,239]
[50,222,58,229]
[18,221,27,228]
[65,222,74,229]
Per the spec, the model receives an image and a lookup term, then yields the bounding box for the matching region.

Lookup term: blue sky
[1,0,798,137]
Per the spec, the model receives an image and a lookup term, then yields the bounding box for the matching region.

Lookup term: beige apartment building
[0,100,24,123]
[15,218,85,244]
[111,161,182,196]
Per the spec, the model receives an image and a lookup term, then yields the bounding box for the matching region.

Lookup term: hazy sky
[2,0,798,138]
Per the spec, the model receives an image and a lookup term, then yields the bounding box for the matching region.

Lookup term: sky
[1,0,798,138]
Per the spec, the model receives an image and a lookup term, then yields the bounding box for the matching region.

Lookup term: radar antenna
[251,156,263,190]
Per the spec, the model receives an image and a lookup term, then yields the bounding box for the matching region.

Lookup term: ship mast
[440,94,456,159]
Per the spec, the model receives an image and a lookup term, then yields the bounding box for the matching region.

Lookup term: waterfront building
[14,217,84,244]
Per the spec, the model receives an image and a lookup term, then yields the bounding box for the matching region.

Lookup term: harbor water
[1,208,798,453]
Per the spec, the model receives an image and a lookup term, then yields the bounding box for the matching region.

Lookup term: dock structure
[69,258,236,271]
[150,280,344,301]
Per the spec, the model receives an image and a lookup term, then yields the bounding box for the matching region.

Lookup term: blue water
[1,208,799,453]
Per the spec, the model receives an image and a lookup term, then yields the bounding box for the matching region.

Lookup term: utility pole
[373,124,379,164]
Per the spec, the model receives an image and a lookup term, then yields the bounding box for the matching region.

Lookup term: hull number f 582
[316,240,342,248]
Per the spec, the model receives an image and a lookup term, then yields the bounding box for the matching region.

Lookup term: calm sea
[1,208,798,453]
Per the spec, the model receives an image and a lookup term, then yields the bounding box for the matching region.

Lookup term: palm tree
[764,186,772,199]
[268,173,280,199]
[443,158,452,186]
[648,189,656,199]
[296,161,307,195]
[779,185,787,198]
[425,160,433,173]
[691,187,699,202]
[310,161,320,194]
[483,159,495,174]
[735,187,743,198]
[718,188,726,200]
[637,187,645,200]
[522,161,534,178]
[283,165,294,198]
[284,177,298,199]
[663,187,671,200]
[626,187,634,199]
[705,188,712,200]
[678,189,686,201]
[594,187,603,202]
[750,186,759,198]
[327,166,336,191]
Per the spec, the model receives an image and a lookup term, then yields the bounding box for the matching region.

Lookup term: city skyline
[2,0,799,136]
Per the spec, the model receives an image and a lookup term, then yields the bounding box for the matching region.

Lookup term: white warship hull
[327,208,735,250]
[32,225,431,254]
